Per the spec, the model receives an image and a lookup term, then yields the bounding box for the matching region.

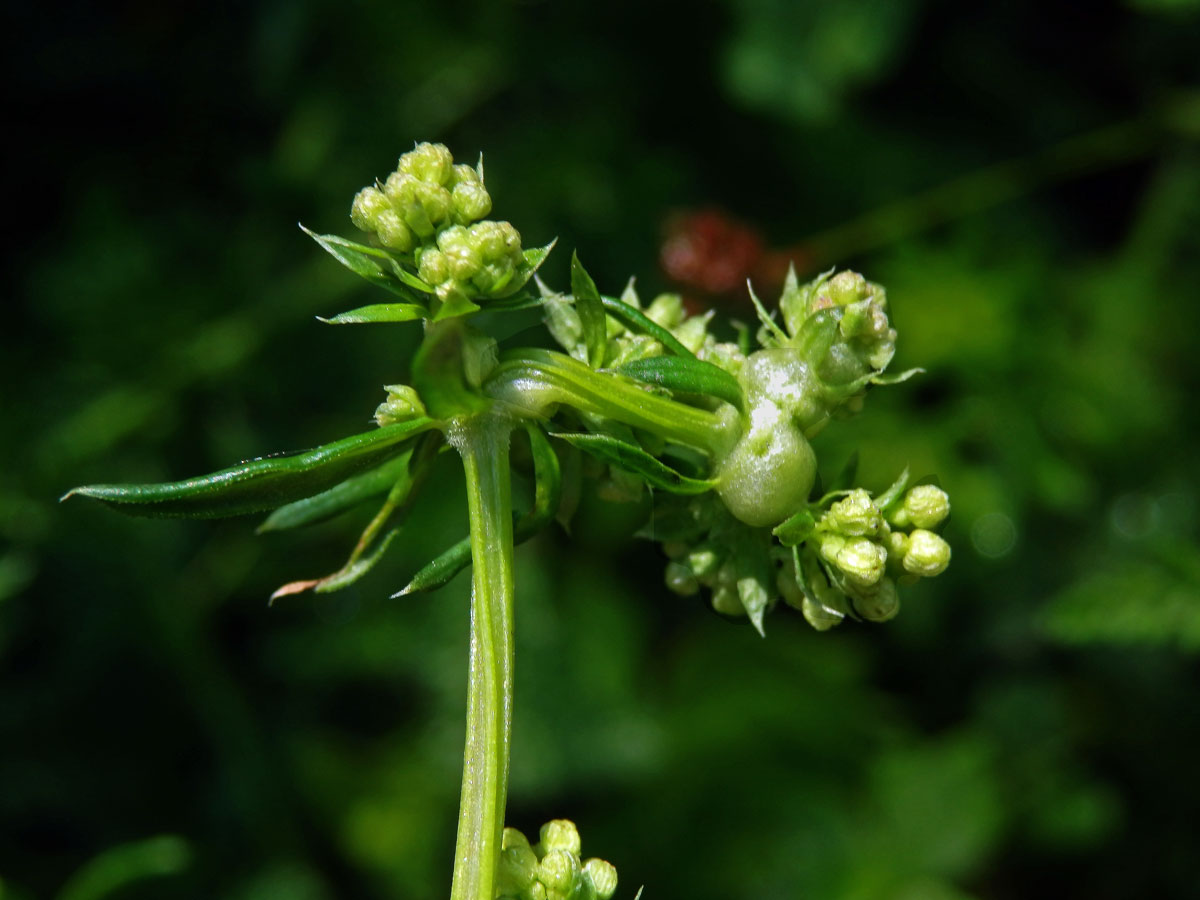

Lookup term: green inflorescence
[66,142,954,900]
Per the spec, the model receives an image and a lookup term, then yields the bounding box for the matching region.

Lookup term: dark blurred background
[5,1,1200,898]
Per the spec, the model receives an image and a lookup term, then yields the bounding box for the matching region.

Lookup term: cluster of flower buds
[660,481,951,633]
[349,143,524,308]
[796,484,951,629]
[373,384,426,427]
[543,279,745,372]
[776,267,896,385]
[496,819,619,900]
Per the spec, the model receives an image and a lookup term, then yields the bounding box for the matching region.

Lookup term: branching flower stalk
[65,143,953,900]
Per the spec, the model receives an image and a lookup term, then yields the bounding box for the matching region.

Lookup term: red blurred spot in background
[660,209,810,312]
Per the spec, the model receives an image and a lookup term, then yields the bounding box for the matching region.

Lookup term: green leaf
[873,466,911,514]
[870,367,924,386]
[614,356,745,411]
[314,527,402,593]
[301,225,423,301]
[599,294,694,358]
[395,424,561,596]
[773,508,817,546]
[257,449,414,533]
[550,432,717,494]
[63,418,436,519]
[433,292,483,321]
[570,251,608,368]
[319,303,428,324]
[493,238,557,299]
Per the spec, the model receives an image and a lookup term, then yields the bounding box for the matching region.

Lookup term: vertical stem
[450,414,516,900]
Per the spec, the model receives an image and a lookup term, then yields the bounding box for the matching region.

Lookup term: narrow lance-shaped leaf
[550,432,717,495]
[570,251,608,368]
[63,418,437,519]
[257,449,415,533]
[395,424,562,596]
[491,238,558,300]
[614,356,745,411]
[301,226,425,302]
[272,434,442,599]
[319,303,428,325]
[599,294,694,358]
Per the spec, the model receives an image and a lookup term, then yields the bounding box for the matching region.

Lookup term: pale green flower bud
[469,221,507,261]
[665,561,698,596]
[528,883,548,900]
[826,489,883,536]
[397,141,454,185]
[885,527,909,561]
[890,484,950,529]
[825,270,871,307]
[539,819,582,856]
[453,180,493,224]
[451,163,480,186]
[687,545,721,578]
[437,225,483,281]
[673,309,714,354]
[497,828,538,895]
[537,849,580,900]
[849,576,900,622]
[582,858,618,900]
[373,209,415,253]
[645,293,685,329]
[902,529,951,577]
[819,534,886,587]
[710,565,744,617]
[350,186,390,233]
[374,384,426,427]
[416,247,449,287]
[802,595,844,631]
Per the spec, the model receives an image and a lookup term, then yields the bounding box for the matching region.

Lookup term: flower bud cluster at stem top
[496,820,619,900]
[350,143,525,310]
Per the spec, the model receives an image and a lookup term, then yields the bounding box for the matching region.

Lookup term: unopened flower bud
[397,142,454,185]
[437,225,483,281]
[374,384,426,427]
[710,567,744,617]
[802,594,844,631]
[902,529,951,577]
[824,270,871,307]
[453,180,493,223]
[687,545,721,578]
[827,489,883,536]
[819,534,886,587]
[673,310,715,354]
[537,849,580,899]
[890,485,950,529]
[374,209,415,252]
[417,247,449,287]
[497,827,538,895]
[582,858,618,900]
[665,561,698,596]
[849,576,900,622]
[885,527,909,560]
[645,293,685,329]
[539,819,582,857]
[350,186,390,233]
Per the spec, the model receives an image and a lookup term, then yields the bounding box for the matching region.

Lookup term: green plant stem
[485,348,736,456]
[449,413,516,900]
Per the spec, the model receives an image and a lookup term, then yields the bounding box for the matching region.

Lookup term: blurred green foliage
[5,0,1200,898]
